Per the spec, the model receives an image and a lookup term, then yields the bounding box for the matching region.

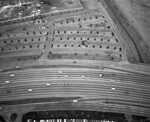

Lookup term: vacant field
[113,0,150,51]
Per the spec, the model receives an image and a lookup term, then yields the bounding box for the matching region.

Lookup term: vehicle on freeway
[0,0,150,122]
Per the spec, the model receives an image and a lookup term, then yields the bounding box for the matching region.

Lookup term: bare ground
[112,0,150,50]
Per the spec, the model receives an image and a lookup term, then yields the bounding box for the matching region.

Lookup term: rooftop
[0,0,83,22]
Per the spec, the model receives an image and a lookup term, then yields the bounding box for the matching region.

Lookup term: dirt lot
[113,0,150,49]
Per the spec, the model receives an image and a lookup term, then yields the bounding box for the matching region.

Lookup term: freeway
[0,67,150,117]
[0,0,150,122]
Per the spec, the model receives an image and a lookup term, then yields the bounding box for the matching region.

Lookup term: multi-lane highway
[0,0,150,122]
